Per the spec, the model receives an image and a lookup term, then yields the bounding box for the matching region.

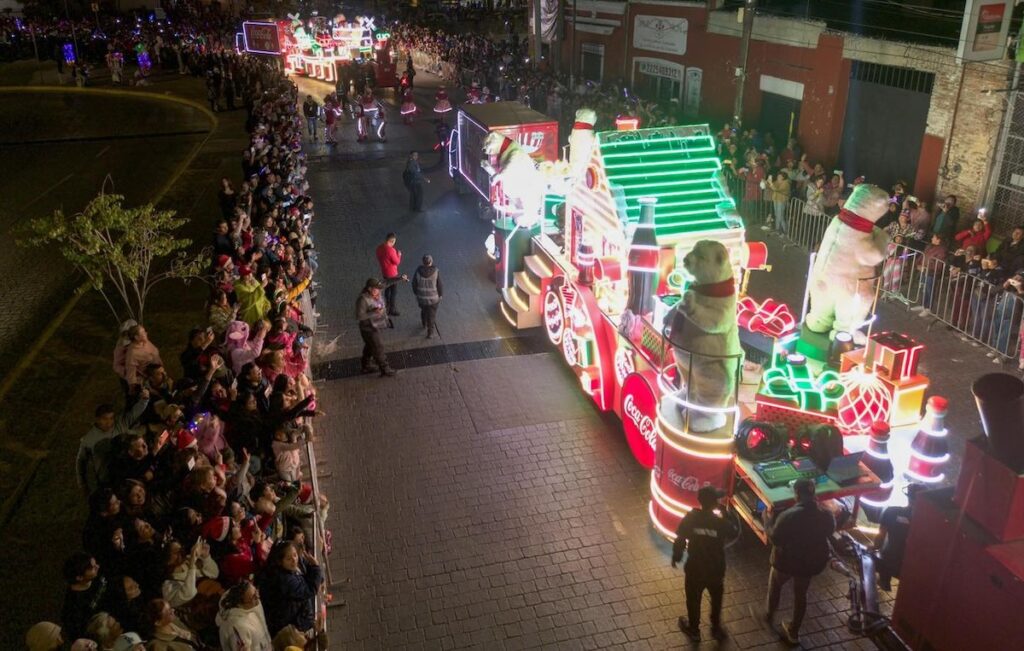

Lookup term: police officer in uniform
[671,485,737,642]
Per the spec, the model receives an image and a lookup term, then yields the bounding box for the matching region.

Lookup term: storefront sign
[633,15,687,56]
[638,59,682,82]
[622,371,658,469]
[957,0,1013,62]
[242,21,282,56]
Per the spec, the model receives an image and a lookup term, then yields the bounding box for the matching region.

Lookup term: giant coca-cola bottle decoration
[905,396,950,485]
[626,197,659,316]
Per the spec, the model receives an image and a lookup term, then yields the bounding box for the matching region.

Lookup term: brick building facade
[561,0,1012,215]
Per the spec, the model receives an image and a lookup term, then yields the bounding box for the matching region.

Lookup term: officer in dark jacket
[412,255,443,338]
[671,486,737,642]
[765,478,836,645]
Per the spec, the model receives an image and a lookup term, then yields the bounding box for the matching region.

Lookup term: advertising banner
[242,21,282,56]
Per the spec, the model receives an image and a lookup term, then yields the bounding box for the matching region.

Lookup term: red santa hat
[217,255,232,269]
[176,429,197,450]
[201,516,231,542]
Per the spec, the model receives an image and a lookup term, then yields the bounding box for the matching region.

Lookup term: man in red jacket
[375,233,403,317]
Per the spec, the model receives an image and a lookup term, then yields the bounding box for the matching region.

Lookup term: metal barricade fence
[725,173,831,254]
[879,242,1024,360]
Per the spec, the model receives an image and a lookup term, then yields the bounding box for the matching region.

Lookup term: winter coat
[124,341,162,387]
[769,499,836,577]
[216,595,273,651]
[375,243,402,278]
[76,395,148,493]
[162,556,221,607]
[234,277,272,326]
[955,221,993,251]
[412,265,443,306]
[257,562,324,635]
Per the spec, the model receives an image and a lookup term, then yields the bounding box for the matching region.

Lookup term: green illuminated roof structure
[596,125,740,245]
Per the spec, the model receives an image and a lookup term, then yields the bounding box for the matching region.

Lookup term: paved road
[0,91,210,375]
[305,73,891,650]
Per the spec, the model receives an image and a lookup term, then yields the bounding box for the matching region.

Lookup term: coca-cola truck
[450,102,559,202]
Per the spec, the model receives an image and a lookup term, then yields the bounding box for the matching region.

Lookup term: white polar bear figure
[568,107,597,181]
[483,131,543,227]
[669,240,742,433]
[805,184,890,343]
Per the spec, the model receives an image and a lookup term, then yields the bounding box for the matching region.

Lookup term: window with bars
[850,60,935,95]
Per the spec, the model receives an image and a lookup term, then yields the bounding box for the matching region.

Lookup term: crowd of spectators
[27,32,332,651]
[392,23,680,136]
[0,5,236,87]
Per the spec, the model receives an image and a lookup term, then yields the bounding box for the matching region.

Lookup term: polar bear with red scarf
[669,240,742,433]
[483,131,543,227]
[806,183,890,343]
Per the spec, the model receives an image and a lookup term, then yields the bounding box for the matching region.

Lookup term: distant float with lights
[468,109,948,542]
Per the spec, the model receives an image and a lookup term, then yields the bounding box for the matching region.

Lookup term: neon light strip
[600,135,718,148]
[601,143,716,159]
[904,468,945,483]
[616,178,722,191]
[607,165,720,180]
[656,371,742,416]
[650,472,695,517]
[649,500,679,540]
[456,113,488,200]
[909,451,951,464]
[499,301,518,328]
[605,157,722,171]
[518,272,541,295]
[657,405,735,447]
[864,446,889,460]
[657,421,736,459]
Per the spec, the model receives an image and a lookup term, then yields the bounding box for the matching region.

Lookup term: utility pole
[533,0,543,64]
[732,0,756,129]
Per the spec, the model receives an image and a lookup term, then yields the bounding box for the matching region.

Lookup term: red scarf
[691,278,736,298]
[497,137,513,159]
[572,122,594,130]
[838,208,876,233]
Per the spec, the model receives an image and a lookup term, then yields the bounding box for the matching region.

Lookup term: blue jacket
[258,562,324,634]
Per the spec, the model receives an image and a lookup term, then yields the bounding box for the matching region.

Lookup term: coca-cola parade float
[465,111,951,543]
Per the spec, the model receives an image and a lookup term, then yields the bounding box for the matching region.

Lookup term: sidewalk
[0,70,249,647]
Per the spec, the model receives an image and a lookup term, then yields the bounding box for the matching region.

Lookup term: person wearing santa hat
[400,86,418,124]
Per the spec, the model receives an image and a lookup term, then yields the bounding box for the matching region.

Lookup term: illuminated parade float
[240,15,398,88]
[459,108,957,542]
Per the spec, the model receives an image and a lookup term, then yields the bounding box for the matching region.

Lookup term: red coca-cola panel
[651,442,733,534]
[621,372,658,469]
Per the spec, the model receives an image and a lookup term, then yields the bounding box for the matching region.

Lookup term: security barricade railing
[724,173,832,254]
[880,242,1024,360]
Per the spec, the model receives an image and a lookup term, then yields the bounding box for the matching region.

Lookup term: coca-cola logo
[667,468,710,493]
[624,394,655,448]
[621,372,657,469]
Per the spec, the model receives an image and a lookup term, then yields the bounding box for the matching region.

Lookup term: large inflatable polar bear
[568,107,597,181]
[483,131,543,227]
[805,183,890,343]
[669,240,742,433]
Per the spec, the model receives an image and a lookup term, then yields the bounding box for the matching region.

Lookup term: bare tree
[19,192,209,324]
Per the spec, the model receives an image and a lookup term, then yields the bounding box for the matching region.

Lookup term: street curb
[0,87,218,527]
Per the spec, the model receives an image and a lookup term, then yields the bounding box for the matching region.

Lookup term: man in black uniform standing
[671,485,737,642]
[873,483,924,591]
